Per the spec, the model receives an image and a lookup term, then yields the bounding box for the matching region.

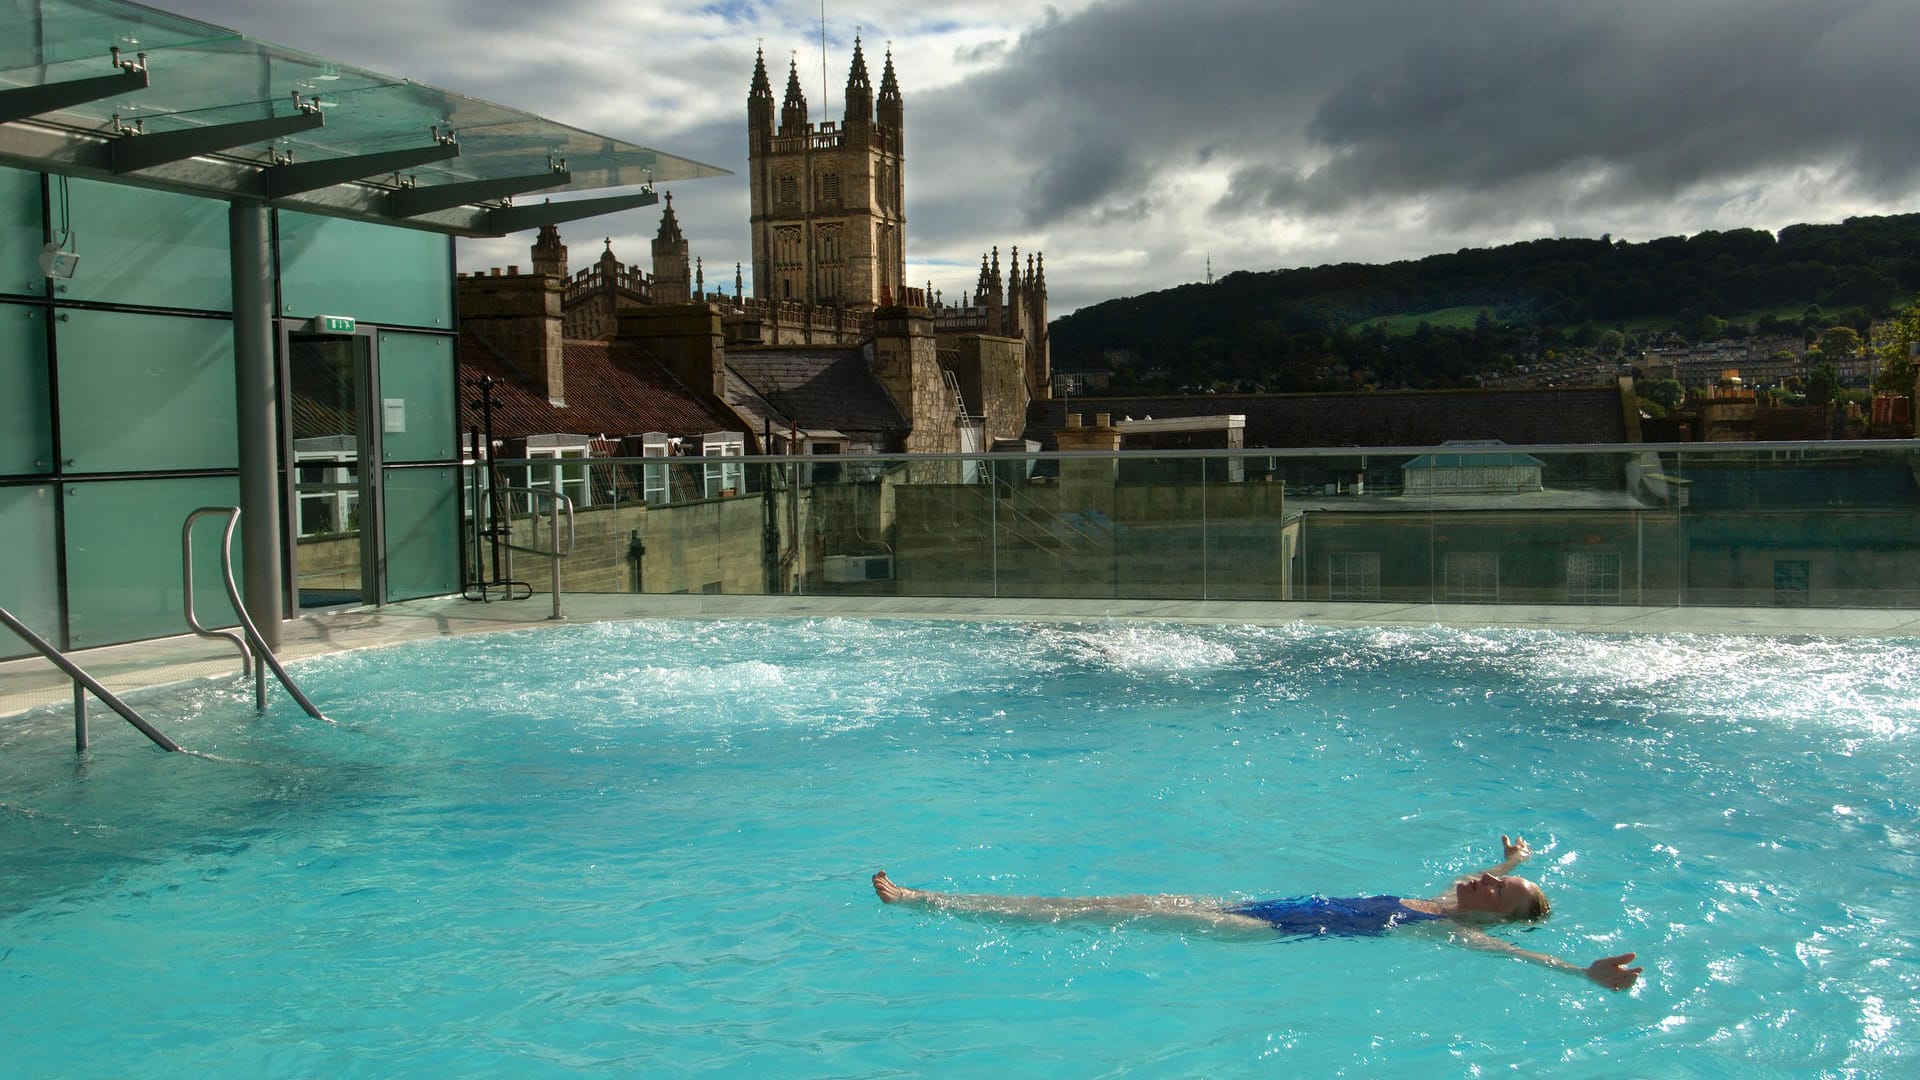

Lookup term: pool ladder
[0,507,328,754]
[0,604,181,753]
[182,506,328,723]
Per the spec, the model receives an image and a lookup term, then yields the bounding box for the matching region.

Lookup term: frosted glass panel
[56,310,237,472]
[383,466,460,601]
[64,476,241,648]
[0,484,59,657]
[377,331,456,463]
[0,303,52,475]
[49,178,230,311]
[1,166,45,300]
[278,211,452,329]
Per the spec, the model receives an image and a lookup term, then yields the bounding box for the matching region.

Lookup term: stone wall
[870,307,953,453]
[949,334,1029,444]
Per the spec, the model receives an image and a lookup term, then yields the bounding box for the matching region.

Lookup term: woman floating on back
[872,834,1641,991]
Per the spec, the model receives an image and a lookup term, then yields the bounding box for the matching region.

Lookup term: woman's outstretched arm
[1473,834,1533,877]
[1447,926,1642,991]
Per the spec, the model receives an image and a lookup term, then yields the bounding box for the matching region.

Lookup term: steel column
[230,202,283,647]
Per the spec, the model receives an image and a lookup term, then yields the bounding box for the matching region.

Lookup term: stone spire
[654,190,684,246]
[780,57,809,134]
[878,46,902,130]
[651,192,690,304]
[748,45,775,136]
[844,35,873,123]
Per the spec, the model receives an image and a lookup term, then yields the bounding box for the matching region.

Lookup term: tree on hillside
[1806,362,1840,406]
[1872,295,1920,395]
[1819,325,1863,359]
[1640,378,1685,412]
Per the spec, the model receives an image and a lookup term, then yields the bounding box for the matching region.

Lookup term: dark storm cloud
[913,0,1920,234]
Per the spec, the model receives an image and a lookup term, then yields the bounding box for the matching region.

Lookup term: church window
[775,226,802,269]
[819,172,841,205]
[777,172,799,206]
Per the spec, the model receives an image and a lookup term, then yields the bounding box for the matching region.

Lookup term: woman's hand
[1502,834,1532,864]
[1584,952,1643,991]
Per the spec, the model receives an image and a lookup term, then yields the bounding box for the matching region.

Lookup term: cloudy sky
[163,0,1920,315]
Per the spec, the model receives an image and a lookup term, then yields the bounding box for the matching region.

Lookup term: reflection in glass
[289,334,366,607]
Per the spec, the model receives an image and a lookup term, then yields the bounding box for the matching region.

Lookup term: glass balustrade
[461,441,1920,610]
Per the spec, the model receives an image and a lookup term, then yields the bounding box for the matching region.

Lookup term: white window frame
[702,432,745,497]
[1327,552,1381,601]
[526,435,593,509]
[293,437,358,538]
[1443,552,1500,603]
[1565,552,1621,604]
[641,431,671,505]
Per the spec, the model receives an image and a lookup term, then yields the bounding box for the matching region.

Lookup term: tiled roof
[725,347,909,437]
[458,331,739,440]
[1024,386,1634,449]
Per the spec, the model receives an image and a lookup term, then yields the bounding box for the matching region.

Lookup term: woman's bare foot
[873,870,919,904]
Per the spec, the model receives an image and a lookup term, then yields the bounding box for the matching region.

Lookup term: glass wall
[1,164,460,655]
[47,178,230,311]
[278,211,454,330]
[467,442,1920,611]
[64,476,242,648]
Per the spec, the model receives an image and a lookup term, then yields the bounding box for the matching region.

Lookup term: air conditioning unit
[823,554,894,583]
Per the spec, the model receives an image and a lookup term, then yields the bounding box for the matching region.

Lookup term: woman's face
[1455,871,1541,918]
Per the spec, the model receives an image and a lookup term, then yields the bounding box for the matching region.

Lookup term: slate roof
[1024,386,1635,449]
[725,346,909,439]
[458,331,739,441]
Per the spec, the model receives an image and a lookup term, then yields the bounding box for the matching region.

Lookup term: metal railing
[495,486,575,620]
[0,605,180,753]
[183,506,326,721]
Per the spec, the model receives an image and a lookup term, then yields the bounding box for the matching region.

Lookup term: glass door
[287,333,374,608]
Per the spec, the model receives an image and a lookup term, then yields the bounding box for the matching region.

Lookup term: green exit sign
[312,315,356,334]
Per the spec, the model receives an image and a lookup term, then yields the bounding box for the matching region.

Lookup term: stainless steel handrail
[0,605,180,753]
[497,485,574,620]
[183,506,327,721]
[181,510,253,676]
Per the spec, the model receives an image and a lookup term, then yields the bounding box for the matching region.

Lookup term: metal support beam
[113,109,324,173]
[389,168,570,218]
[267,140,461,198]
[484,189,659,234]
[0,66,148,124]
[229,202,283,648]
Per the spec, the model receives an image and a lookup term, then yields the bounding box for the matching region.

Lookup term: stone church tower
[747,38,905,311]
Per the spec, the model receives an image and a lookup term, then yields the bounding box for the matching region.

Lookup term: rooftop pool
[2,618,1915,1076]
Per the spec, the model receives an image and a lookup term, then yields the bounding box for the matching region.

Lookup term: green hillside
[1050,215,1920,392]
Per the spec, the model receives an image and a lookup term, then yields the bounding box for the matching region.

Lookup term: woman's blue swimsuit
[1223,895,1442,936]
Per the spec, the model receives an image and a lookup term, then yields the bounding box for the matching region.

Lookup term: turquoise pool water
[2,619,1916,1076]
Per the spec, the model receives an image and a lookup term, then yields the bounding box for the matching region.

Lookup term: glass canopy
[0,0,728,234]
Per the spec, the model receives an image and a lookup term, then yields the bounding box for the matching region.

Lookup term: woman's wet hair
[1523,886,1551,921]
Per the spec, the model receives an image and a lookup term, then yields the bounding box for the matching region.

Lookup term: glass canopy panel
[0,0,726,198]
[0,0,234,73]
